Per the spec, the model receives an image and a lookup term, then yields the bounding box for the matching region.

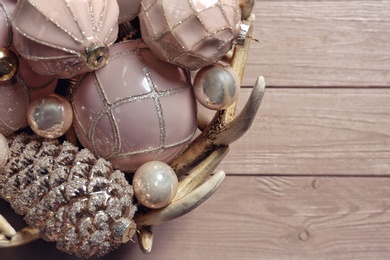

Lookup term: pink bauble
[139,0,241,70]
[0,76,29,136]
[0,0,16,48]
[72,40,197,172]
[0,49,57,136]
[117,0,141,24]
[12,0,120,78]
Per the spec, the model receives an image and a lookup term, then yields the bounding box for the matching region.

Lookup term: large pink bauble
[139,0,241,70]
[12,0,120,78]
[0,50,57,136]
[0,0,16,48]
[72,40,197,172]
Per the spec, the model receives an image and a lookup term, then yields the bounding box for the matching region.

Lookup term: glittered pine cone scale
[0,133,137,258]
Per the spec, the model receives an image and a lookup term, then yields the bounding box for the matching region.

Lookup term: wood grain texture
[2,176,390,260]
[243,0,390,87]
[216,87,390,175]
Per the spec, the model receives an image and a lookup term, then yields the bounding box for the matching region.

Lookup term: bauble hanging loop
[85,42,110,70]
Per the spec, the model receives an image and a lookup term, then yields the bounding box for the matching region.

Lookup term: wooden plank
[2,176,390,259]
[243,0,390,87]
[215,87,390,176]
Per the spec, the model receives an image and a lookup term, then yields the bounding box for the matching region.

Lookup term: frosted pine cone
[0,134,137,258]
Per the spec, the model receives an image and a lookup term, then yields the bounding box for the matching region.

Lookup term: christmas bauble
[117,0,141,24]
[72,40,197,172]
[0,74,29,136]
[0,0,16,48]
[0,49,57,136]
[133,161,178,209]
[27,93,73,139]
[12,0,120,78]
[193,64,240,110]
[139,0,241,70]
[0,47,18,81]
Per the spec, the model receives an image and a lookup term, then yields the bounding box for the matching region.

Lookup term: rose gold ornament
[193,64,240,110]
[133,161,178,209]
[72,40,197,172]
[0,48,18,81]
[12,0,120,78]
[139,0,241,70]
[117,0,141,24]
[27,93,73,139]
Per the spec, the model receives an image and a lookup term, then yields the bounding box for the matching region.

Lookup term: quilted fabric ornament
[72,40,197,172]
[0,133,137,258]
[138,0,241,70]
[12,0,120,78]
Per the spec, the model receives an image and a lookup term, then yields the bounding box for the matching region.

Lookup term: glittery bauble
[133,161,178,209]
[193,64,240,110]
[0,133,137,258]
[72,40,197,172]
[0,0,16,48]
[27,93,73,139]
[139,0,241,70]
[12,0,120,78]
[117,0,141,24]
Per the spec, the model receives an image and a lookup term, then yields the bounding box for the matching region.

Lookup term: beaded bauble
[138,0,241,70]
[72,40,197,172]
[12,0,120,78]
[0,134,137,258]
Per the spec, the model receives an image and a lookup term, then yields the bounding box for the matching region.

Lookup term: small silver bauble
[133,161,179,209]
[27,93,73,139]
[193,64,240,110]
